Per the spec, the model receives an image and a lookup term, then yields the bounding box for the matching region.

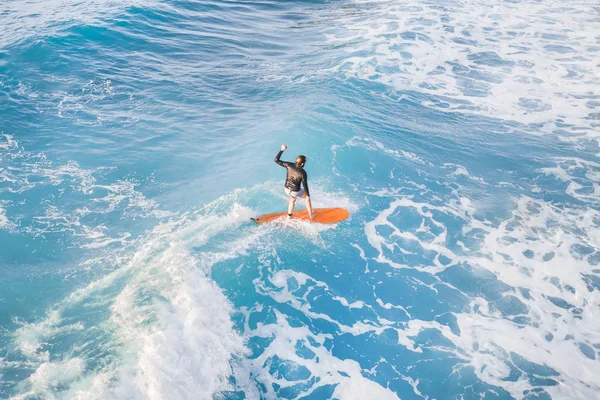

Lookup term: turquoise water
[1,0,599,398]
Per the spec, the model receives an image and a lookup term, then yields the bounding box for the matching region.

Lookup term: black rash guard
[275,150,310,196]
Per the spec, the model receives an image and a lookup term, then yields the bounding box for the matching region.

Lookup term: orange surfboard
[252,208,350,225]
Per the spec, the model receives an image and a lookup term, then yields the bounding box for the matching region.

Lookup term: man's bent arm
[302,170,310,197]
[302,171,314,219]
[274,150,286,167]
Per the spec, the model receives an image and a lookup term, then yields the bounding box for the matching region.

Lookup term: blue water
[1,0,599,398]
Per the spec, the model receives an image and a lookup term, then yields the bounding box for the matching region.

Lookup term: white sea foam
[55,79,142,126]
[26,358,86,397]
[0,134,18,150]
[541,157,600,203]
[255,268,393,336]
[338,137,430,166]
[364,196,481,273]
[327,129,600,397]
[244,266,434,398]
[235,308,399,400]
[9,177,357,399]
[32,161,97,193]
[79,230,131,249]
[324,0,600,139]
[0,134,170,247]
[332,296,365,309]
[444,163,487,185]
[12,204,258,399]
[363,191,600,398]
[88,180,159,213]
[14,310,76,361]
[0,204,10,229]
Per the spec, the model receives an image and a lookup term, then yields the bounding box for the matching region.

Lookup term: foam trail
[8,184,358,399]
[10,204,260,400]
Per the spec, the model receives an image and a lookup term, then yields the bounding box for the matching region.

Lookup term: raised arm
[274,144,288,167]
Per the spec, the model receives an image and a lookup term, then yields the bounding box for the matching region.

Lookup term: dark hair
[295,155,306,167]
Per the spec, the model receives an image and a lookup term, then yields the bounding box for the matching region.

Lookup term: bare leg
[304,194,314,220]
[287,196,296,216]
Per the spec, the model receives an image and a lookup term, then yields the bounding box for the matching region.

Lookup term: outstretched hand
[280,144,287,151]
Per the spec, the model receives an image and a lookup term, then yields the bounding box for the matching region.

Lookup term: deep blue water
[1,0,599,399]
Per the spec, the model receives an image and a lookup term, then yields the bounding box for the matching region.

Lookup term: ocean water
[1,0,599,398]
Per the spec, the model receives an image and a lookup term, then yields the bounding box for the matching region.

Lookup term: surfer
[275,144,315,220]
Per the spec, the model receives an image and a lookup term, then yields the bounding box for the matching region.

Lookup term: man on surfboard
[275,144,315,220]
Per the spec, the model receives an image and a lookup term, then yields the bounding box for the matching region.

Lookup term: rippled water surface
[1,0,599,399]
